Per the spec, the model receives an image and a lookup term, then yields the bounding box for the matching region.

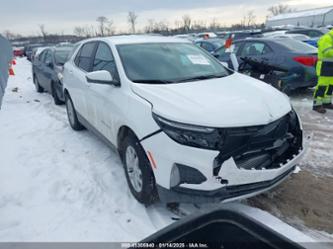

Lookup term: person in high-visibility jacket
[313,29,333,114]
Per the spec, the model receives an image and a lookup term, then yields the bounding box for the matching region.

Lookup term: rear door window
[75,42,97,72]
[241,42,272,57]
[43,50,53,65]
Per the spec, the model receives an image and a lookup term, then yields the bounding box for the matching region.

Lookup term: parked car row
[29,35,304,205]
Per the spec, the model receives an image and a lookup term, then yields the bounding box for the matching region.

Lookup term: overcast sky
[1,0,332,35]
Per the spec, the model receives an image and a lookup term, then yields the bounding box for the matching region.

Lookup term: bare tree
[73,26,85,37]
[38,24,47,39]
[105,20,115,36]
[145,19,155,33]
[96,16,108,36]
[87,25,97,37]
[128,11,138,33]
[182,15,192,32]
[192,20,207,31]
[174,20,182,30]
[144,19,170,34]
[3,30,21,40]
[74,25,97,38]
[268,4,295,16]
[246,11,256,27]
[209,17,219,30]
[156,21,169,33]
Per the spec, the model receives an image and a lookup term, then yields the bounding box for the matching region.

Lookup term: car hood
[131,73,291,127]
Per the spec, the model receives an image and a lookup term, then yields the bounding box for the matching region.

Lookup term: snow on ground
[0,58,323,242]
[0,58,174,241]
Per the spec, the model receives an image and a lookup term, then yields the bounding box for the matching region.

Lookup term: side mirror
[86,70,119,86]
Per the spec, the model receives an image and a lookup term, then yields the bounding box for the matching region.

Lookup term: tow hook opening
[170,164,207,188]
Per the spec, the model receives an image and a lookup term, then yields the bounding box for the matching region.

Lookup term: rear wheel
[65,93,84,131]
[33,76,44,93]
[121,134,158,205]
[51,81,64,105]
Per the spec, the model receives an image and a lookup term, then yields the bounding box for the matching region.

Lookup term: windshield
[117,43,230,84]
[54,49,71,65]
[275,39,318,53]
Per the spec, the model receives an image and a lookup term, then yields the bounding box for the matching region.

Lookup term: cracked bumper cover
[141,111,304,203]
[141,131,304,203]
[158,149,303,203]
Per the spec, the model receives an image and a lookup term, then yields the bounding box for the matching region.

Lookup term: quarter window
[75,42,96,72]
[92,43,118,80]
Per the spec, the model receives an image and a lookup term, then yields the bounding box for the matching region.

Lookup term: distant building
[266,6,333,28]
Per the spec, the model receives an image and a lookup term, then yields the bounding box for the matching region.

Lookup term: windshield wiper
[176,74,227,83]
[132,79,175,84]
[131,74,227,84]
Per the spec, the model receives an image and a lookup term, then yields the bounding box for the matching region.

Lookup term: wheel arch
[118,125,159,204]
[117,125,137,155]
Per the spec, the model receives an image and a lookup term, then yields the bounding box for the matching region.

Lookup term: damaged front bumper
[142,110,304,203]
[158,148,304,203]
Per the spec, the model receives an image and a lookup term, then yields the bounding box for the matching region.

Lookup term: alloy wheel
[125,145,143,193]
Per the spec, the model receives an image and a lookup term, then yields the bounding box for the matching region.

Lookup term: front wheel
[121,134,158,205]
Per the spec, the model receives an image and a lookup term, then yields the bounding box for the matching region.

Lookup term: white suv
[63,36,304,204]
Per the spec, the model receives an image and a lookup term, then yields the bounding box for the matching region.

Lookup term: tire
[121,134,158,205]
[65,93,84,131]
[33,75,44,93]
[51,81,64,105]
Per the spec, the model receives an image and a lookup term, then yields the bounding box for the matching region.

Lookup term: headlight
[153,113,223,150]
